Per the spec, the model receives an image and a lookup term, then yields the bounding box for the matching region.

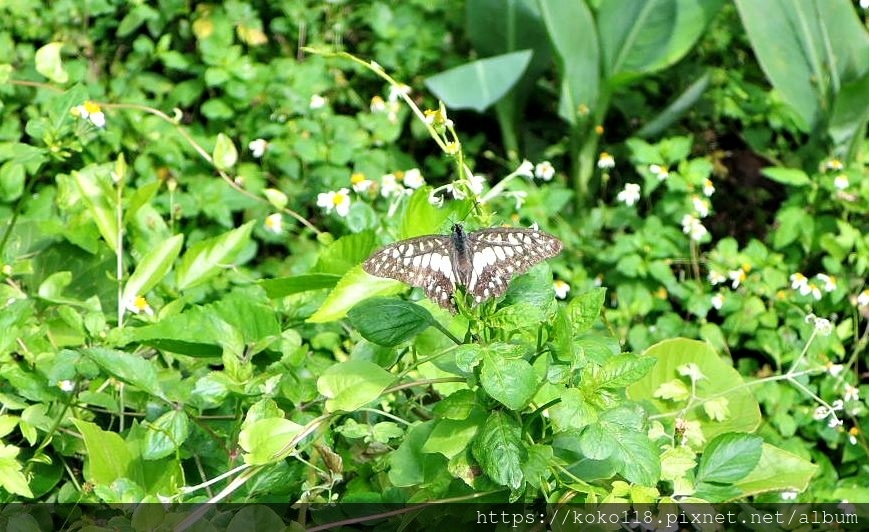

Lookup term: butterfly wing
[465,227,563,302]
[362,235,458,311]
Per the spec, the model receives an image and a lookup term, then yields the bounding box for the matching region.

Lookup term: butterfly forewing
[362,224,563,311]
[362,234,458,310]
[465,228,563,302]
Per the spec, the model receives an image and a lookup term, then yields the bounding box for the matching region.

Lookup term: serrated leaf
[480,344,538,410]
[567,287,606,334]
[175,221,254,290]
[122,234,184,304]
[472,411,526,490]
[703,397,730,422]
[82,347,163,398]
[549,388,597,432]
[584,354,656,390]
[317,359,396,412]
[652,379,690,401]
[348,298,434,347]
[142,410,189,460]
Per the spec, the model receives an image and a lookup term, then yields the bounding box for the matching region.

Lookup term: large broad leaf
[142,410,190,461]
[238,417,304,464]
[174,221,254,290]
[696,432,762,485]
[82,347,163,398]
[598,406,661,486]
[399,187,459,240]
[538,0,600,125]
[347,298,435,347]
[636,71,711,138]
[425,50,533,112]
[735,0,868,133]
[313,230,377,275]
[626,338,761,440]
[317,359,396,412]
[388,421,445,487]
[71,419,133,485]
[733,443,818,498]
[121,234,184,304]
[306,266,405,323]
[479,344,538,410]
[111,305,234,358]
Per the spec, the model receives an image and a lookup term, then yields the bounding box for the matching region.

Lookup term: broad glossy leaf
[734,443,818,497]
[71,419,132,485]
[696,432,762,484]
[238,417,304,464]
[259,273,340,298]
[583,354,656,390]
[348,298,434,347]
[471,411,526,490]
[142,410,190,460]
[314,230,377,275]
[175,221,254,290]
[636,72,711,138]
[421,415,483,459]
[425,50,533,112]
[317,359,396,412]
[567,287,606,334]
[480,347,538,410]
[761,167,810,187]
[82,347,163,398]
[306,266,405,323]
[388,421,444,487]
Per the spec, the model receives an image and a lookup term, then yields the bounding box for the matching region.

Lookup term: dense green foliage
[0,0,867,524]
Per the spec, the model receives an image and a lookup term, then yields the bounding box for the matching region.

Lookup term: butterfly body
[363,224,563,311]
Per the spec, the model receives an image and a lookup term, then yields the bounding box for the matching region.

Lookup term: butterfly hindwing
[362,234,457,311]
[465,227,563,302]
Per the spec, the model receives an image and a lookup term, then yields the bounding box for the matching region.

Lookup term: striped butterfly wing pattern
[362,224,563,311]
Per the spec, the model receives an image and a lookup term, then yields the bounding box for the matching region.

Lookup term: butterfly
[362,224,563,312]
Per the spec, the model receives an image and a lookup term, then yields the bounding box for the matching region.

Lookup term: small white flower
[812,316,833,336]
[317,188,352,217]
[350,172,373,193]
[370,95,386,113]
[813,406,830,420]
[707,270,726,286]
[848,431,858,445]
[711,293,724,310]
[843,384,860,402]
[806,283,822,300]
[703,178,715,197]
[380,174,405,198]
[823,158,844,171]
[59,380,76,392]
[790,272,810,293]
[834,174,849,190]
[858,289,869,307]
[682,214,709,242]
[72,101,106,128]
[534,161,555,181]
[828,363,844,377]
[388,84,411,102]
[467,174,485,195]
[249,138,268,158]
[309,94,327,109]
[124,294,154,316]
[691,196,710,218]
[617,183,641,206]
[816,273,837,292]
[264,213,283,234]
[727,268,746,289]
[828,416,844,428]
[649,164,669,180]
[445,183,466,200]
[428,192,444,207]
[403,168,425,189]
[512,190,527,210]
[515,159,534,178]
[553,280,570,299]
[780,490,798,501]
[861,0,869,9]
[597,152,615,169]
[831,399,845,411]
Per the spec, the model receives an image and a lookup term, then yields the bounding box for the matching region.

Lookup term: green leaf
[142,410,190,461]
[480,345,538,410]
[35,42,68,83]
[307,266,405,323]
[0,444,34,498]
[399,187,458,239]
[637,71,711,138]
[538,0,599,124]
[599,406,661,485]
[472,411,526,490]
[761,167,810,187]
[122,234,184,304]
[317,359,396,412]
[212,133,238,170]
[583,354,656,390]
[567,287,606,334]
[734,443,818,497]
[82,347,163,398]
[696,432,762,484]
[238,417,304,464]
[773,206,811,250]
[579,422,616,460]
[549,388,597,431]
[388,421,444,487]
[70,419,133,485]
[421,415,483,459]
[314,230,377,275]
[627,339,762,440]
[72,168,119,252]
[425,50,533,112]
[348,298,435,347]
[259,273,340,298]
[175,221,254,290]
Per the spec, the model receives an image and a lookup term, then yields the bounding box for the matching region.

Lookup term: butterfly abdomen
[450,224,472,287]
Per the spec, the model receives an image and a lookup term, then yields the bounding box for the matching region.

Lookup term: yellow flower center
[394,170,405,181]
[351,172,366,184]
[83,101,101,113]
[134,296,149,310]
[332,194,346,206]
